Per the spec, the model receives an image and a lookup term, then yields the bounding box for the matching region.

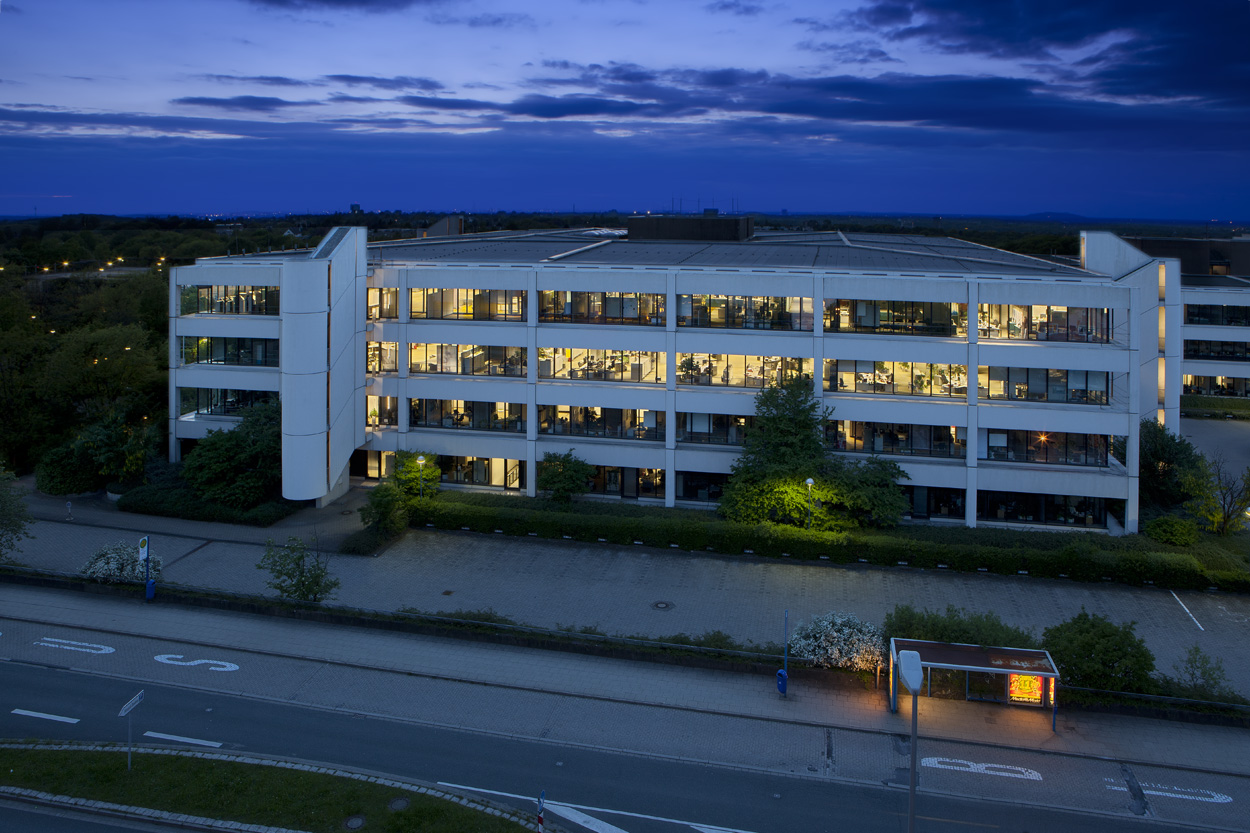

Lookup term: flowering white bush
[81,541,162,583]
[789,611,886,672]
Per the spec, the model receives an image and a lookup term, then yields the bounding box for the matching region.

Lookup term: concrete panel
[173,365,281,392]
[406,321,530,345]
[977,280,1128,308]
[822,276,969,303]
[673,388,759,415]
[535,437,665,469]
[280,313,329,374]
[975,341,1132,373]
[171,265,281,287]
[977,464,1129,499]
[173,316,281,339]
[280,372,327,436]
[825,396,968,426]
[537,268,667,294]
[976,405,1129,435]
[535,327,668,352]
[820,336,971,365]
[675,273,814,297]
[395,266,532,291]
[673,330,814,357]
[280,261,331,314]
[673,446,738,473]
[281,433,328,500]
[400,376,533,403]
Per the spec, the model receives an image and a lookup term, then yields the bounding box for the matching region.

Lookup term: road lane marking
[922,757,1042,780]
[11,709,79,724]
[143,731,222,748]
[34,637,115,654]
[439,782,759,833]
[546,804,631,833]
[154,654,240,672]
[1105,781,1231,803]
[1169,590,1204,631]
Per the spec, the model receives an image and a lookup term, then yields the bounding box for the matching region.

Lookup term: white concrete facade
[166,227,1238,533]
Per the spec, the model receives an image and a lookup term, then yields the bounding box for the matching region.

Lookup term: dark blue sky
[2,0,1247,219]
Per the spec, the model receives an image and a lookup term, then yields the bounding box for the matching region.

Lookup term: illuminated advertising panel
[1008,674,1043,705]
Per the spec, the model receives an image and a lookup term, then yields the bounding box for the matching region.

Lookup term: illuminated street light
[805,477,814,530]
[416,455,427,498]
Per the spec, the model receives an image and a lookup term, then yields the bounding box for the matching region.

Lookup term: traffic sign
[119,689,144,717]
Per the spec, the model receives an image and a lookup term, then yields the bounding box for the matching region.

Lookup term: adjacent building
[170,221,1237,535]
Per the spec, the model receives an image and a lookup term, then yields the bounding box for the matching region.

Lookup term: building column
[665,270,678,507]
[965,282,979,528]
[525,273,539,497]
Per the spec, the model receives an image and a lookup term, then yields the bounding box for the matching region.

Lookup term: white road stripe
[546,804,632,833]
[11,709,79,724]
[1170,590,1205,631]
[438,782,759,833]
[143,731,222,748]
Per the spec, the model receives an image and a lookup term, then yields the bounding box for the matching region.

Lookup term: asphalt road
[1,617,1244,832]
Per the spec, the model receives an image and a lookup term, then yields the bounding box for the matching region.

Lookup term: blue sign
[776,668,788,695]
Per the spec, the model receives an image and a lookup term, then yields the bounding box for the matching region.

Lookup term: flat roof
[891,638,1058,677]
[370,229,1095,278]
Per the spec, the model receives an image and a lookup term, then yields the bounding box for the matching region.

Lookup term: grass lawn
[0,747,529,833]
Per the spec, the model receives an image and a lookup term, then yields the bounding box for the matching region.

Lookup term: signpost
[139,536,154,600]
[118,690,144,771]
[535,789,545,832]
[776,609,789,697]
[898,651,923,833]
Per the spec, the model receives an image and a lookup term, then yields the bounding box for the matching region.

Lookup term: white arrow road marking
[922,757,1042,780]
[1105,781,1232,803]
[439,782,760,833]
[153,654,239,672]
[34,637,114,654]
[143,731,222,748]
[546,804,632,833]
[11,709,79,724]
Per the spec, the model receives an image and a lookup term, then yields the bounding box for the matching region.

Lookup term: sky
[1,0,1248,219]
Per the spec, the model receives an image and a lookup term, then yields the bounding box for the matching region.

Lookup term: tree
[76,410,156,485]
[257,536,340,603]
[789,611,886,672]
[1042,610,1155,692]
[823,455,910,528]
[359,479,408,535]
[0,469,32,563]
[1186,454,1250,536]
[730,377,829,483]
[536,450,595,503]
[393,449,440,499]
[1129,419,1206,511]
[182,403,282,509]
[1160,645,1239,702]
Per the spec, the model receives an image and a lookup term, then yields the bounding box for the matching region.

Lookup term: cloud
[796,40,900,64]
[171,95,320,112]
[323,74,443,91]
[704,0,763,15]
[424,12,537,28]
[247,0,437,10]
[200,74,317,87]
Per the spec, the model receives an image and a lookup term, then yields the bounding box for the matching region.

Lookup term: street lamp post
[898,650,923,833]
[805,477,814,529]
[416,455,426,499]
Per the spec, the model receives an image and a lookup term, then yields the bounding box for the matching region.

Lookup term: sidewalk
[8,478,1250,779]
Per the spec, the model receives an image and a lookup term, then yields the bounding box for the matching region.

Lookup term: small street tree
[393,449,441,499]
[731,376,830,483]
[0,469,32,564]
[1186,453,1250,536]
[257,536,340,603]
[536,450,595,503]
[1042,610,1155,693]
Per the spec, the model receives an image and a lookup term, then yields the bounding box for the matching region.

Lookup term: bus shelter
[889,638,1060,731]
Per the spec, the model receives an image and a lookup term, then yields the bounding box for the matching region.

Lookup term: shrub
[789,611,886,671]
[339,526,395,555]
[883,605,1038,648]
[35,444,102,495]
[1143,515,1200,546]
[1043,610,1156,693]
[536,450,595,503]
[359,480,407,535]
[182,403,281,509]
[117,484,297,526]
[1156,645,1245,703]
[257,536,339,603]
[81,540,162,583]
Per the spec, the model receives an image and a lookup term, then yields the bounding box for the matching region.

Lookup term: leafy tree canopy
[536,450,595,503]
[1042,610,1156,693]
[257,536,340,604]
[182,403,282,510]
[0,469,32,563]
[730,377,830,483]
[1132,419,1206,511]
[393,449,441,500]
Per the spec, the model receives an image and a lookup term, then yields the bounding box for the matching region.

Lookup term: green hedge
[117,485,298,526]
[406,496,1232,590]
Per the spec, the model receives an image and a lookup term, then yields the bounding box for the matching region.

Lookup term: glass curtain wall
[978,367,1110,404]
[828,421,967,457]
[539,348,665,383]
[180,336,279,367]
[366,342,399,373]
[824,300,968,337]
[438,456,525,489]
[178,388,277,416]
[1183,375,1250,397]
[537,291,664,325]
[367,288,399,319]
[1185,305,1250,327]
[410,288,526,321]
[676,353,811,387]
[180,285,279,315]
[409,400,526,431]
[537,405,664,440]
[676,413,753,444]
[1184,341,1250,361]
[824,360,969,396]
[977,305,1112,343]
[409,344,526,376]
[978,491,1106,526]
[676,295,813,330]
[984,430,1109,466]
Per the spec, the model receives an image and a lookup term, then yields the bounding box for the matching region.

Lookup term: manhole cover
[388,797,410,811]
[442,590,454,596]
[344,815,366,830]
[341,509,353,515]
[651,601,674,611]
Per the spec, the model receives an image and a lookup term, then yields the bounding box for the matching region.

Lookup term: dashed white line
[142,731,222,748]
[1170,590,1205,631]
[11,709,79,724]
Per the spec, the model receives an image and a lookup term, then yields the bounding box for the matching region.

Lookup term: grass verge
[0,747,530,833]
